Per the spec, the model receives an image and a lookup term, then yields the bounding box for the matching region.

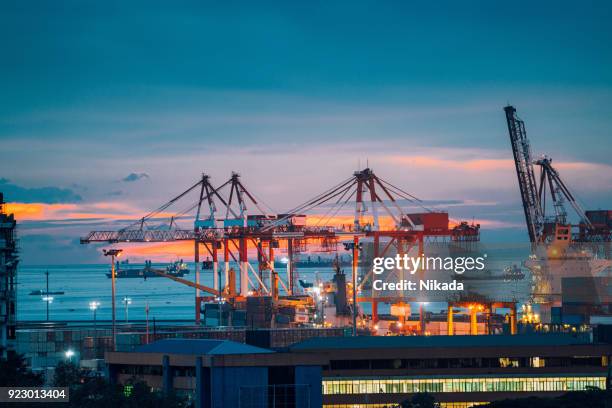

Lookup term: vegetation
[65,375,189,408]
[56,362,189,408]
[0,347,44,387]
[398,393,439,408]
[0,349,189,407]
[53,360,82,387]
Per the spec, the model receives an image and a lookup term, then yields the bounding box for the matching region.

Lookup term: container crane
[81,168,481,329]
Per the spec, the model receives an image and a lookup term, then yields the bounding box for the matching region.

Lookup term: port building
[105,333,612,408]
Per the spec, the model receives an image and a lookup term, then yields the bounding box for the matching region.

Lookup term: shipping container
[407,212,449,231]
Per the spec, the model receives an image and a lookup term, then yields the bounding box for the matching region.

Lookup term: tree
[68,377,125,408]
[67,377,189,408]
[53,361,82,387]
[0,348,188,408]
[399,393,438,408]
[0,347,44,387]
[123,381,189,408]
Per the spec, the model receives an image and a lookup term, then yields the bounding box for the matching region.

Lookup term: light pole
[44,270,51,321]
[122,296,132,323]
[145,302,150,344]
[89,301,100,325]
[89,300,100,354]
[103,248,123,352]
[42,295,53,321]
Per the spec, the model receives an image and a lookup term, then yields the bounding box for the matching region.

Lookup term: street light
[65,349,75,362]
[103,248,123,352]
[89,301,100,325]
[89,300,100,351]
[122,296,132,323]
[44,270,52,321]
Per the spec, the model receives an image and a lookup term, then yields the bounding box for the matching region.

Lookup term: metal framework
[81,169,480,327]
[505,105,608,244]
[504,105,543,243]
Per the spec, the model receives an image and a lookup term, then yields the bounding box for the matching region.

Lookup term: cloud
[122,172,150,182]
[3,201,149,222]
[18,233,102,265]
[0,178,82,203]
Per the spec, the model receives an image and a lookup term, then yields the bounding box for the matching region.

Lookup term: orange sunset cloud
[388,155,514,171]
[4,202,175,222]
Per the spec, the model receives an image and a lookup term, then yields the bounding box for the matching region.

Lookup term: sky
[1,1,611,264]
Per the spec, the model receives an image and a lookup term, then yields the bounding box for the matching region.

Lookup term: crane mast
[504,105,543,243]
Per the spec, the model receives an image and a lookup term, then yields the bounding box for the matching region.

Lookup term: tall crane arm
[80,229,197,243]
[504,105,544,242]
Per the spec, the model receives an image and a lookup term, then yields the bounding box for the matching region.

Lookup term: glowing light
[65,349,75,359]
[89,301,100,311]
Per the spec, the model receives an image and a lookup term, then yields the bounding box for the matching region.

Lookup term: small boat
[29,290,65,296]
[202,257,214,269]
[166,260,190,275]
[107,260,190,278]
[299,279,314,289]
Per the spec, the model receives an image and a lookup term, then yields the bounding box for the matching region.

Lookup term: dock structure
[80,169,481,334]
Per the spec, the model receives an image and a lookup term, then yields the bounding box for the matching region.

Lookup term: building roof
[136,339,274,355]
[290,333,592,351]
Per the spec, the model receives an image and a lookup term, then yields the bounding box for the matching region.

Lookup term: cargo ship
[273,255,352,270]
[29,289,65,296]
[199,255,351,271]
[107,260,190,278]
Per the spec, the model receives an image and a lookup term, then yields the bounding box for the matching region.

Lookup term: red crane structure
[81,168,480,327]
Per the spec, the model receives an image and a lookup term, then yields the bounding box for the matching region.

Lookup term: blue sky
[0,1,611,263]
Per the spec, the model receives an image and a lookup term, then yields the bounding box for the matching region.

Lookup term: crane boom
[504,106,543,243]
[80,229,196,243]
[147,268,222,298]
[536,157,594,229]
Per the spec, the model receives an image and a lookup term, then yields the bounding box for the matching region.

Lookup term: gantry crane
[81,168,480,328]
